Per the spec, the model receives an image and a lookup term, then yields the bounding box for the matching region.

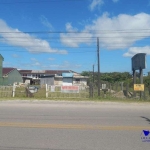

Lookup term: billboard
[134,84,144,91]
[132,53,146,70]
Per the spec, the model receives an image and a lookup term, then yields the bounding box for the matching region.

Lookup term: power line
[0,49,97,53]
[1,36,150,40]
[0,0,85,4]
[0,29,150,33]
[0,45,96,48]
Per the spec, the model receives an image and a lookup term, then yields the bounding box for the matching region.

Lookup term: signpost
[132,53,146,98]
[102,84,108,98]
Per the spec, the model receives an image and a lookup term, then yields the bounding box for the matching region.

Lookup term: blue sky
[0,0,150,74]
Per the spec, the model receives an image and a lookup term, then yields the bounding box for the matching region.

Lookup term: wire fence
[89,82,150,100]
[0,83,150,100]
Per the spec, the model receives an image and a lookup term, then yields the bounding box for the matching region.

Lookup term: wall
[40,77,54,86]
[3,69,23,85]
[54,77,63,85]
[73,78,87,86]
[63,77,73,86]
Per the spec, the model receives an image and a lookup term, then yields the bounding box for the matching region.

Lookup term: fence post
[126,84,129,98]
[12,83,16,98]
[120,82,124,91]
[109,84,111,97]
[89,83,93,98]
[46,84,48,98]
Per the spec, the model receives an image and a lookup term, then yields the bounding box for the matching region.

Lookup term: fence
[89,82,150,100]
[0,85,14,98]
[46,84,89,99]
[1,82,149,100]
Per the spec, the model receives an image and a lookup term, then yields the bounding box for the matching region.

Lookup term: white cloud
[49,61,81,70]
[112,0,119,3]
[89,0,104,11]
[40,15,53,30]
[0,19,67,54]
[61,13,150,54]
[30,58,41,66]
[123,46,150,57]
[48,57,55,61]
[32,62,40,66]
[60,23,93,47]
[12,54,19,58]
[31,58,37,61]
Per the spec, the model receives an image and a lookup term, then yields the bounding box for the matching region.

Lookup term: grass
[0,85,150,103]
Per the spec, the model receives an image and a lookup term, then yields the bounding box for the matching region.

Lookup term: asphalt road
[0,100,150,150]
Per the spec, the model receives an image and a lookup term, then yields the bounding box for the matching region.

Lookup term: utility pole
[97,37,100,96]
[93,64,94,84]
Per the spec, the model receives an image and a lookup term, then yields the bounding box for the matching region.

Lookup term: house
[19,70,88,86]
[2,68,23,85]
[19,70,74,85]
[0,54,23,86]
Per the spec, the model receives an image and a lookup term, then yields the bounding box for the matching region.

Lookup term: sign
[50,85,55,92]
[132,53,146,70]
[102,84,106,89]
[62,73,73,78]
[28,86,38,93]
[61,86,79,93]
[134,84,144,91]
[141,130,150,142]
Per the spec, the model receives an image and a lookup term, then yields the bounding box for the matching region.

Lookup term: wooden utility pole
[93,64,94,84]
[140,68,143,98]
[133,69,136,97]
[97,37,100,96]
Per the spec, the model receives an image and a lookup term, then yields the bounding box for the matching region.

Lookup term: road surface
[0,100,150,150]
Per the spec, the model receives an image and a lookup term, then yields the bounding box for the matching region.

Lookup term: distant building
[0,54,23,86]
[19,70,88,86]
[2,68,23,85]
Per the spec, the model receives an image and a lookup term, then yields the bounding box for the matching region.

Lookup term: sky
[0,0,150,74]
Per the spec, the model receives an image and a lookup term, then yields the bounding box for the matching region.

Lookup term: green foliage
[81,71,132,84]
[80,71,90,76]
[144,76,150,87]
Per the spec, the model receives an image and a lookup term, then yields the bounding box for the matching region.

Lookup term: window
[75,79,80,83]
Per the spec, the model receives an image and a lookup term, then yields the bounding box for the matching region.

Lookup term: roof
[19,70,76,75]
[18,70,32,74]
[45,70,73,74]
[3,68,16,76]
[74,76,89,79]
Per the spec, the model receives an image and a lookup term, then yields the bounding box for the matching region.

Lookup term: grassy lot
[0,85,150,103]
